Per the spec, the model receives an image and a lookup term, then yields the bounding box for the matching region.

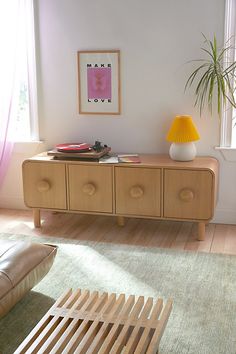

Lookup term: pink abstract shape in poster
[87,67,112,99]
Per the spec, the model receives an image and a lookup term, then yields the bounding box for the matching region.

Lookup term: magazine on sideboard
[99,153,141,164]
[118,154,141,163]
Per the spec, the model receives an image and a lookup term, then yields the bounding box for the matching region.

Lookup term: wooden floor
[0,208,236,255]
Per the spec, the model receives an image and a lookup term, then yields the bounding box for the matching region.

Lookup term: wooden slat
[13,289,73,354]
[73,293,116,354]
[124,297,154,354]
[146,299,173,354]
[48,290,96,353]
[14,289,172,354]
[26,290,89,354]
[24,290,86,354]
[37,289,83,353]
[99,295,136,354]
[133,298,163,354]
[61,291,103,353]
[86,294,126,354]
[110,296,145,353]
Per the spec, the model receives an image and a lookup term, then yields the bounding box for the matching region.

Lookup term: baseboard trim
[212,207,236,225]
[0,196,27,210]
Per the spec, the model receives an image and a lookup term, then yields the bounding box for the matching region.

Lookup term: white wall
[0,142,46,209]
[1,0,235,224]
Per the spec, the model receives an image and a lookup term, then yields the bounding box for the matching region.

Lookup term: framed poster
[77,50,121,115]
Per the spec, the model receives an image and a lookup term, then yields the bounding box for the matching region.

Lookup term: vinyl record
[56,143,92,153]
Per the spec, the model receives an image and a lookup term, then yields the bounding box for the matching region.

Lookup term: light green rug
[0,233,236,354]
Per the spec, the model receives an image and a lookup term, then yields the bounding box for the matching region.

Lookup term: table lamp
[166,115,200,161]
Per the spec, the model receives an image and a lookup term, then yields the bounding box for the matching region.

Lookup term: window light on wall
[220,0,236,149]
[0,0,39,143]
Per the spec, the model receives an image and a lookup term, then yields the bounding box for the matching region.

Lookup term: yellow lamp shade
[166,115,200,143]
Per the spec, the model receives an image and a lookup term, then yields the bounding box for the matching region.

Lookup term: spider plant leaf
[194,71,211,115]
[213,35,218,60]
[224,63,236,75]
[185,33,236,118]
[195,69,211,95]
[196,71,212,98]
[215,73,222,115]
[224,72,232,89]
[224,61,236,75]
[224,74,236,107]
[185,71,200,91]
[215,68,226,105]
[221,79,226,106]
[186,59,207,63]
[226,94,236,108]
[208,73,215,113]
[208,38,216,62]
[199,74,211,115]
[203,72,213,109]
[201,48,215,61]
[218,45,233,61]
[201,32,208,42]
[185,64,210,91]
[225,35,235,45]
[197,83,206,115]
[224,72,233,91]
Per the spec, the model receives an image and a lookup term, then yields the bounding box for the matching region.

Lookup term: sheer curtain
[0,0,35,185]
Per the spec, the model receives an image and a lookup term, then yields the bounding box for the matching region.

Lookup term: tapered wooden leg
[197,222,205,241]
[33,209,41,228]
[117,216,125,226]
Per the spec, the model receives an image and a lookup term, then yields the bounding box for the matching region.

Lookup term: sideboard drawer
[22,161,67,209]
[163,169,214,220]
[115,167,161,216]
[68,164,113,213]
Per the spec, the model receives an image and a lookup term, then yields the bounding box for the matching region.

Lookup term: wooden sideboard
[22,153,219,241]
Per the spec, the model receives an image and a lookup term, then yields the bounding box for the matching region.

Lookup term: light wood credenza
[22,153,219,241]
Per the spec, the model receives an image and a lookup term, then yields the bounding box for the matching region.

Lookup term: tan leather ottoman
[0,239,57,318]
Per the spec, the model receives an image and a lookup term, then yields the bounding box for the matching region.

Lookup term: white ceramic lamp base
[169,142,197,161]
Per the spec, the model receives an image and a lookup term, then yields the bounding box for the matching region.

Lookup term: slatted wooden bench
[14,288,172,354]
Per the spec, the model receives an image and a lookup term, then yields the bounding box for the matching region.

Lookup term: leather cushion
[0,239,57,318]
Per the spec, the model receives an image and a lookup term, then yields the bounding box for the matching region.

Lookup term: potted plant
[185,34,236,117]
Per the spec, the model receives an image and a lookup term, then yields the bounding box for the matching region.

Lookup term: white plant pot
[169,142,197,161]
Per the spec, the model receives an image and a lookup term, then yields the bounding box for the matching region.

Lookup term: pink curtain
[0,115,14,186]
[0,1,22,185]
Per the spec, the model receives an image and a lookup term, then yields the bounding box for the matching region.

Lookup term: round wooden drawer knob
[130,186,144,199]
[82,183,96,196]
[37,180,50,192]
[179,188,194,202]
